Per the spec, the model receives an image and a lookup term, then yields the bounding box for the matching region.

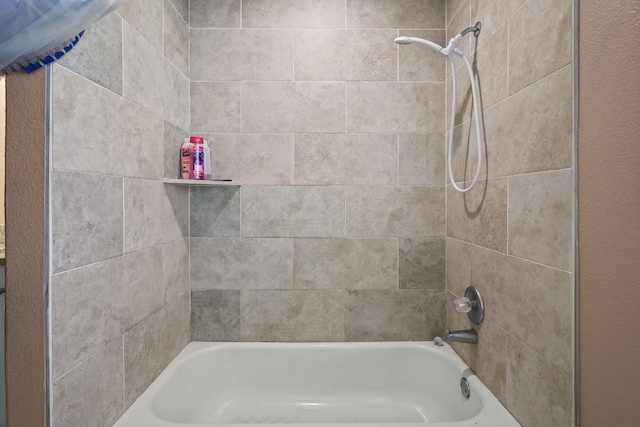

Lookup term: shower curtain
[0,0,128,74]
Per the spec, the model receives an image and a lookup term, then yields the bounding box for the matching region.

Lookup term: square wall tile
[118,247,166,329]
[347,0,445,29]
[294,30,397,81]
[347,82,444,134]
[121,100,164,180]
[52,65,123,176]
[190,186,241,237]
[346,186,445,238]
[346,289,445,341]
[508,169,573,271]
[118,0,163,51]
[190,0,240,28]
[294,238,397,290]
[470,246,573,372]
[445,238,470,298]
[52,339,124,427]
[447,178,507,252]
[475,320,508,406]
[51,256,121,380]
[242,186,345,237]
[190,82,241,133]
[508,0,572,94]
[242,0,345,28]
[242,82,346,133]
[191,290,241,341]
[506,337,572,426]
[241,290,347,341]
[58,13,123,95]
[190,238,294,290]
[51,247,165,380]
[471,0,527,42]
[51,171,123,273]
[398,30,446,82]
[124,293,189,408]
[163,237,190,303]
[164,0,190,77]
[190,29,293,81]
[169,0,189,24]
[398,134,445,186]
[473,23,508,110]
[399,238,445,289]
[483,66,573,178]
[124,178,189,252]
[123,22,189,129]
[294,134,397,186]
[446,0,466,25]
[202,134,294,185]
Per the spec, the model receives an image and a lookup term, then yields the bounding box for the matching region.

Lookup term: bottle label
[181,148,192,174]
[193,147,205,179]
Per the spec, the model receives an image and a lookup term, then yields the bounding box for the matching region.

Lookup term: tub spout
[444,329,478,344]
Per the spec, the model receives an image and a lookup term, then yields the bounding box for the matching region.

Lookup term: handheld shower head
[394,36,445,56]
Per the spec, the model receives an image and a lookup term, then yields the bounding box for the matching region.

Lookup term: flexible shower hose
[447,53,483,193]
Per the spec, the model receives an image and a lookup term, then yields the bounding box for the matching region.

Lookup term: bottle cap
[190,136,204,144]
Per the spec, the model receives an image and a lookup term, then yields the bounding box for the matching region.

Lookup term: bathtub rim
[115,341,521,427]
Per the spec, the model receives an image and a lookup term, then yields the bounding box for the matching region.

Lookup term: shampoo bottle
[180,138,193,179]
[191,136,205,180]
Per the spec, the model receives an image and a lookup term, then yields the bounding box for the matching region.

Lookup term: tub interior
[151,344,482,424]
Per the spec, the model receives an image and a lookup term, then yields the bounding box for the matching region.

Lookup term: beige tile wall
[49,0,191,425]
[189,0,448,342]
[445,0,574,426]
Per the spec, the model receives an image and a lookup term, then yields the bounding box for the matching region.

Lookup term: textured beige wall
[188,0,449,342]
[444,0,575,425]
[579,0,640,425]
[48,0,191,425]
[5,68,48,427]
[1,75,5,226]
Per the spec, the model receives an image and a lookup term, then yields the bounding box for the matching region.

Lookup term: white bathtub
[115,342,520,427]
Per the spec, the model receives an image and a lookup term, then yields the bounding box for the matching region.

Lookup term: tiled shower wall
[188,0,448,341]
[49,0,191,425]
[445,0,574,426]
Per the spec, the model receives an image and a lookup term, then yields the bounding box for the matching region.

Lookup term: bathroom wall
[48,0,191,425]
[444,0,574,426]
[189,0,448,341]
[0,75,5,255]
[579,0,640,425]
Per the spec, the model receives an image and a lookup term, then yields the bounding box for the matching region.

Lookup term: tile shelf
[162,179,241,186]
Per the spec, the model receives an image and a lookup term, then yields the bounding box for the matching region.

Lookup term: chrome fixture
[453,286,485,325]
[460,377,471,399]
[444,329,478,344]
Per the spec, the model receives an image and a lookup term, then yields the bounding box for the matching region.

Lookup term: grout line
[121,17,125,98]
[343,186,347,238]
[188,26,447,31]
[121,335,126,407]
[506,178,509,254]
[396,237,400,290]
[507,17,510,95]
[446,235,574,274]
[122,177,126,255]
[344,83,348,133]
